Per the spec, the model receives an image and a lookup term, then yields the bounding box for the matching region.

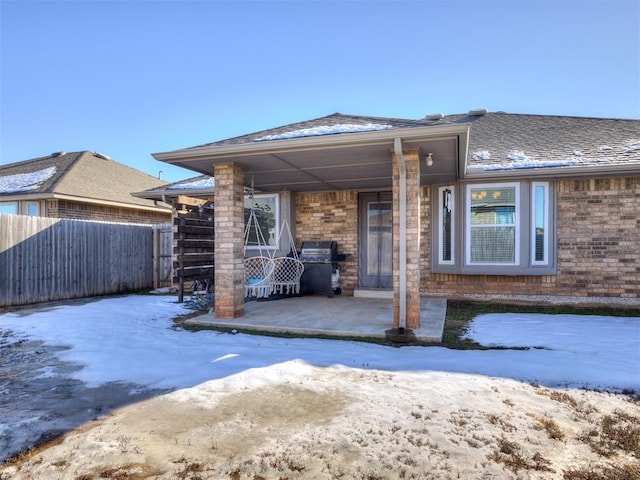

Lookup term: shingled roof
[161,110,639,177]
[461,112,640,175]
[133,174,215,200]
[0,151,171,211]
[182,113,433,149]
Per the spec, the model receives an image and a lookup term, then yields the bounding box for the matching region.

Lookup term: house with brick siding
[0,151,172,224]
[153,111,640,328]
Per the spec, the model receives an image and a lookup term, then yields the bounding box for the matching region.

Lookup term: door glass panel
[367,201,392,275]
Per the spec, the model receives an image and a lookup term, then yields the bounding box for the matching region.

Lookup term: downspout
[393,138,407,331]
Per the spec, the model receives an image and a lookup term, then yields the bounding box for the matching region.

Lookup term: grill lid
[300,241,337,252]
[300,241,338,263]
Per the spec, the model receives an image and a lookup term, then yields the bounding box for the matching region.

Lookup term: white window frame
[244,193,280,250]
[531,182,550,266]
[437,186,455,265]
[465,183,520,266]
[432,181,556,275]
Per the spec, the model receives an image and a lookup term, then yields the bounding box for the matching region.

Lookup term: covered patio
[153,113,471,334]
[185,295,447,342]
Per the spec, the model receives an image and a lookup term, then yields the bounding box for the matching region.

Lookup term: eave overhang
[152,123,471,193]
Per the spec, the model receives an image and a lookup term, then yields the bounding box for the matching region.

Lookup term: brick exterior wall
[213,164,246,318]
[295,191,358,293]
[294,176,639,303]
[421,177,640,299]
[556,177,639,298]
[46,199,170,224]
[392,150,421,329]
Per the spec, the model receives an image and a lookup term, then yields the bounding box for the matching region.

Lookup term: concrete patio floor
[185,295,447,342]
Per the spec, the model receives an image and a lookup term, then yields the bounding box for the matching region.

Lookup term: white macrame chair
[244,207,275,298]
[270,218,305,296]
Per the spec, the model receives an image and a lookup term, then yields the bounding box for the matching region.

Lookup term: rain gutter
[393,137,407,331]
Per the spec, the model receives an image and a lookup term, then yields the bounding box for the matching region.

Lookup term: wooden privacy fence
[0,214,173,307]
[173,196,215,302]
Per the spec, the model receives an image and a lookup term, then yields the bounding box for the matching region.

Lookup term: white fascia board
[463,163,640,180]
[153,124,471,163]
[0,192,56,202]
[131,188,214,200]
[51,193,172,213]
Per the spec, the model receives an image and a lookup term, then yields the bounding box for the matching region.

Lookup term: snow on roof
[469,149,577,172]
[0,166,56,194]
[167,177,215,190]
[253,123,394,142]
[472,150,491,161]
[624,141,640,153]
[507,150,530,162]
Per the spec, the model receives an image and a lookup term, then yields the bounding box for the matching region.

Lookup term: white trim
[465,182,520,266]
[531,182,550,266]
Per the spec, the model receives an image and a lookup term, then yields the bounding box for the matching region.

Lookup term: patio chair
[245,256,275,299]
[270,257,305,295]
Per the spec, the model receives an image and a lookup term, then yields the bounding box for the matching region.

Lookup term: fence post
[153,226,160,289]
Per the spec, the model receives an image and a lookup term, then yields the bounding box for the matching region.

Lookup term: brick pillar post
[392,149,421,330]
[214,163,245,318]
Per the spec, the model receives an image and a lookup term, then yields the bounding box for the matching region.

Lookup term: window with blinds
[432,181,555,275]
[438,186,455,264]
[467,184,519,265]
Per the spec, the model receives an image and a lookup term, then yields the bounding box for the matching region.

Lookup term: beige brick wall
[392,150,421,328]
[295,191,358,293]
[294,176,639,301]
[214,164,246,318]
[555,177,639,298]
[421,177,640,299]
[47,199,170,224]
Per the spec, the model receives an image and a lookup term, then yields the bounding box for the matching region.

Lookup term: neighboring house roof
[133,174,214,201]
[0,151,172,212]
[153,111,640,192]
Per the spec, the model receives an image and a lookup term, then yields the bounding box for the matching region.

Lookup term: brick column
[214,163,245,318]
[392,149,421,329]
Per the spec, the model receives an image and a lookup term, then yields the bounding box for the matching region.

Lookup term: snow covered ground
[1,295,639,478]
[1,295,638,392]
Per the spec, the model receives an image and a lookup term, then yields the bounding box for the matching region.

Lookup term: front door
[358,192,393,289]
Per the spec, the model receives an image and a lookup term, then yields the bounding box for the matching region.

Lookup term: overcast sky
[1,0,638,182]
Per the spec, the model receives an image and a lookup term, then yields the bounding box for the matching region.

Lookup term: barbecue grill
[299,241,348,297]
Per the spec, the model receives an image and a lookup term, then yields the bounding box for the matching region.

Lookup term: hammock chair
[244,205,275,299]
[243,193,304,298]
[269,219,304,296]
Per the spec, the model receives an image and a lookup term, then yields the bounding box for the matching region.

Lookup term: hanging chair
[244,256,275,298]
[270,218,304,296]
[244,204,275,298]
[243,186,303,298]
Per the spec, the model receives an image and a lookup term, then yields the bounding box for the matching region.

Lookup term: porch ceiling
[154,127,467,192]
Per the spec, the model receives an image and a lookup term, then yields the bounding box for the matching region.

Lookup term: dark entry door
[358,192,393,289]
